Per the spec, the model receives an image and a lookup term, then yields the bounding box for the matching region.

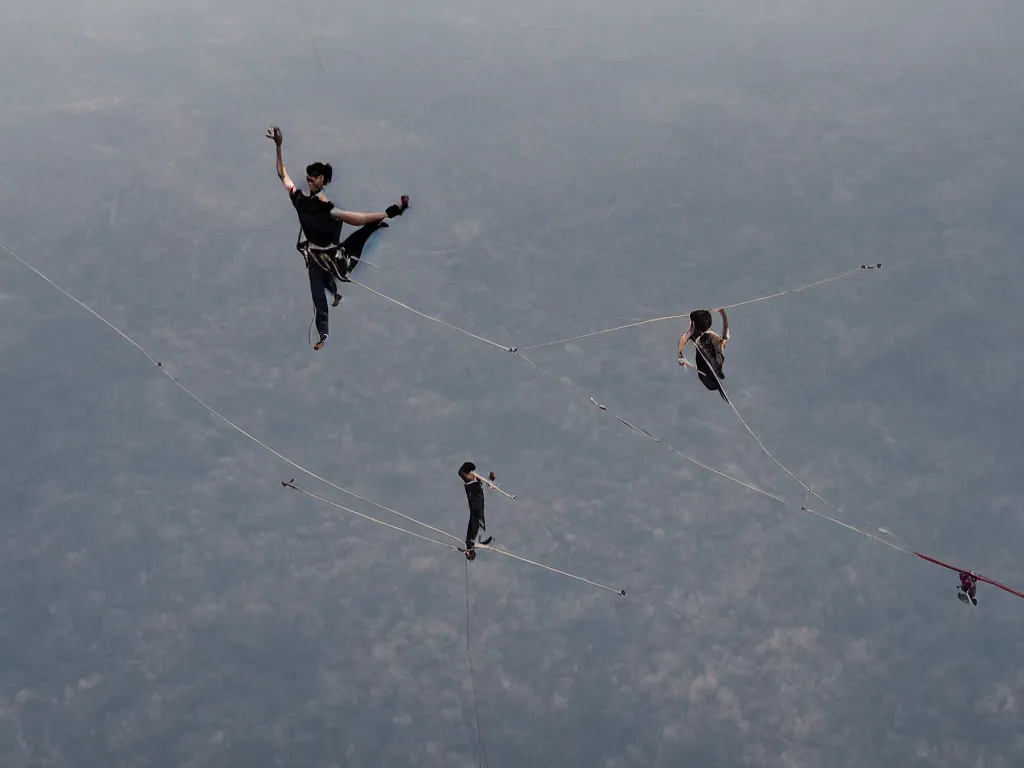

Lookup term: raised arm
[265,126,294,193]
[718,308,730,345]
[677,320,695,366]
[473,471,498,490]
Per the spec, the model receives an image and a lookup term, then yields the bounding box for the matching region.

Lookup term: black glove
[386,194,410,218]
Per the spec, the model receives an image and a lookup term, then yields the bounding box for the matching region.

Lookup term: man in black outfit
[459,461,493,559]
[267,125,409,350]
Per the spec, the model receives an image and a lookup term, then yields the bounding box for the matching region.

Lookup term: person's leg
[307,263,331,347]
[466,512,480,550]
[340,221,387,275]
[694,339,728,400]
[470,500,492,545]
[695,347,716,387]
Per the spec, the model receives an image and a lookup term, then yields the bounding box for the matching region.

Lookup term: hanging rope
[288,0,385,199]
[464,561,490,768]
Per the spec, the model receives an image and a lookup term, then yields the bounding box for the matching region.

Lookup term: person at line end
[958,571,978,606]
[266,125,409,350]
[678,308,730,400]
[459,461,493,560]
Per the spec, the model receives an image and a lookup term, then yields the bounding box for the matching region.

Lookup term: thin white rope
[0,242,463,546]
[3,238,903,565]
[519,313,691,352]
[684,336,912,551]
[706,379,909,551]
[283,0,900,565]
[464,562,490,768]
[516,350,789,503]
[689,339,837,513]
[515,349,910,554]
[519,265,872,351]
[475,541,626,596]
[349,279,516,353]
[288,480,626,595]
[718,266,868,311]
[1,243,161,366]
[800,504,910,553]
[282,480,459,549]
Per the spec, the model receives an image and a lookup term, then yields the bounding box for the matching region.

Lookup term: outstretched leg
[340,220,388,276]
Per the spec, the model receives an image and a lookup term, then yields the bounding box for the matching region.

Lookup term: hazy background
[3,0,1024,765]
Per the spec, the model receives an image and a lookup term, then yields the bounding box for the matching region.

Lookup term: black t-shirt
[290,188,343,247]
[463,477,485,515]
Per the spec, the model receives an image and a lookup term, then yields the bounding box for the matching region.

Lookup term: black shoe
[332,294,342,307]
[479,536,493,546]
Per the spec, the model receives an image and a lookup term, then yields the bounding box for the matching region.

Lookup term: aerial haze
[2,0,1024,765]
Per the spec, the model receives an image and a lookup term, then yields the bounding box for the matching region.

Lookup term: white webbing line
[0,242,462,546]
[519,265,870,351]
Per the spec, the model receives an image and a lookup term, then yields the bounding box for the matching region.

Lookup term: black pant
[308,260,338,340]
[694,337,728,401]
[306,221,386,340]
[466,505,486,549]
[695,349,727,400]
[339,220,384,273]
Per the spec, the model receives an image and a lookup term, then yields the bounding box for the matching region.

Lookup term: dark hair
[458,461,476,478]
[305,162,333,184]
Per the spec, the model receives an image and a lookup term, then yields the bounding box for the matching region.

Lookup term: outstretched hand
[265,125,283,146]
